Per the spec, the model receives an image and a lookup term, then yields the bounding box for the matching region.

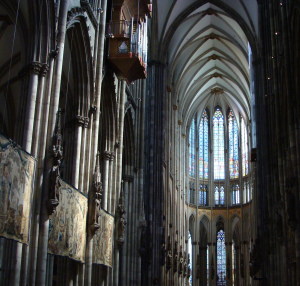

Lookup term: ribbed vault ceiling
[154,0,258,126]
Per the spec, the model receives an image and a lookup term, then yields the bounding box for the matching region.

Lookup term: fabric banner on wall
[0,133,36,244]
[93,209,114,267]
[48,179,88,263]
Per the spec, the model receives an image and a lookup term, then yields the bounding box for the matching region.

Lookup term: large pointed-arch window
[213,108,224,180]
[217,230,226,285]
[199,110,209,179]
[189,119,196,178]
[228,111,239,179]
[241,118,248,176]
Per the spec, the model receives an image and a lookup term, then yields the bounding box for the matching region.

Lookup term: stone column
[79,117,89,192]
[120,175,130,284]
[36,0,69,281]
[102,151,114,211]
[72,115,85,189]
[21,62,49,286]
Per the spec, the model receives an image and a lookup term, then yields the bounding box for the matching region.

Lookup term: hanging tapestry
[48,179,88,263]
[93,209,114,267]
[0,133,36,244]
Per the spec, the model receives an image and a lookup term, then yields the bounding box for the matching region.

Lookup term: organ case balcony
[107,19,147,83]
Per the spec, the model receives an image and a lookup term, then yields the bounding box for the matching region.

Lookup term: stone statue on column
[90,152,103,234]
[178,245,183,275]
[173,241,178,272]
[166,235,172,271]
[47,109,63,215]
[117,184,127,247]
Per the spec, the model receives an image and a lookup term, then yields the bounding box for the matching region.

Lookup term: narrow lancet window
[217,230,226,285]
[228,110,239,179]
[213,108,224,180]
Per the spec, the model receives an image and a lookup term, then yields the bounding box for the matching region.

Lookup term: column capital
[19,61,49,77]
[102,150,115,161]
[84,117,89,128]
[75,115,85,126]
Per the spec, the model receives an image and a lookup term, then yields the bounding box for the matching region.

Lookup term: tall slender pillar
[72,115,84,189]
[36,0,69,284]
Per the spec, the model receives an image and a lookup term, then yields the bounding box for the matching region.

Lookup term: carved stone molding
[75,115,85,126]
[166,236,172,271]
[117,188,126,247]
[211,87,224,94]
[84,117,89,128]
[19,61,49,77]
[102,150,115,161]
[173,241,178,272]
[208,54,221,61]
[80,1,98,28]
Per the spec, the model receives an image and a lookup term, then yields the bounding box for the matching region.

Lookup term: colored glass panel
[228,111,239,179]
[199,110,209,179]
[217,230,226,285]
[241,118,248,176]
[213,109,224,180]
[215,186,219,205]
[199,184,208,205]
[220,186,225,205]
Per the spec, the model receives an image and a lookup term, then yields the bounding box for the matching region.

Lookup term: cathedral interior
[0,0,299,285]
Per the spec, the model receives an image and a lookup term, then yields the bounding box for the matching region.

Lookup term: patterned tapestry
[93,209,114,267]
[0,133,36,244]
[48,179,88,263]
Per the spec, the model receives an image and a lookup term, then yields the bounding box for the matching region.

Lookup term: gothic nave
[0,0,299,285]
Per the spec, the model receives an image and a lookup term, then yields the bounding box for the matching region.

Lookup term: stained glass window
[217,230,226,285]
[241,118,248,176]
[220,186,225,205]
[232,184,240,205]
[188,231,192,286]
[213,108,224,180]
[199,110,209,179]
[189,119,196,178]
[228,111,239,179]
[215,186,219,205]
[199,184,207,205]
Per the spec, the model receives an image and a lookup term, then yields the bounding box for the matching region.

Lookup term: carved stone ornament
[183,251,188,277]
[90,152,103,234]
[117,187,127,247]
[187,254,192,279]
[47,109,63,215]
[173,241,178,273]
[166,236,172,271]
[178,245,184,275]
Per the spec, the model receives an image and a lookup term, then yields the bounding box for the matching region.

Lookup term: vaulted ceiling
[153,0,258,126]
